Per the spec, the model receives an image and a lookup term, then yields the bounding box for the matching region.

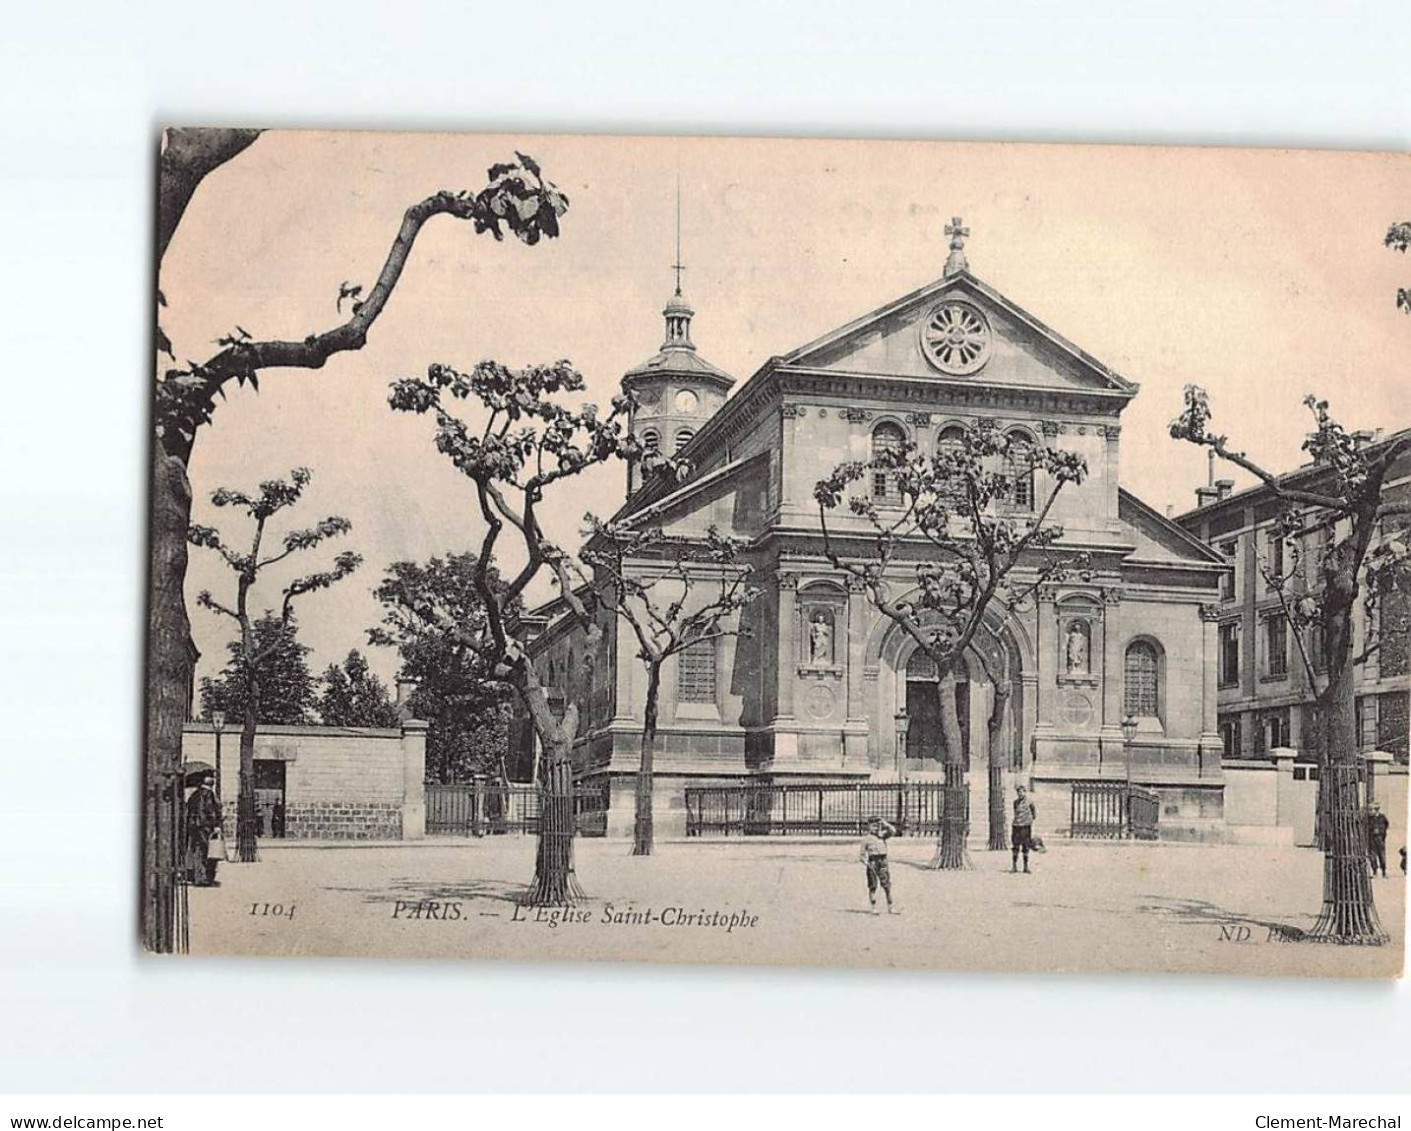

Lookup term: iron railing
[683,782,966,838]
[425,780,609,838]
[1070,781,1160,840]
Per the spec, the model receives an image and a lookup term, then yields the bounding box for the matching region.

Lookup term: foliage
[156,153,570,455]
[579,521,758,667]
[578,519,759,856]
[188,466,363,702]
[389,359,648,903]
[1170,388,1411,693]
[200,614,315,724]
[1170,385,1411,943]
[1387,220,1411,314]
[813,418,1089,675]
[316,649,402,729]
[387,360,649,682]
[368,554,518,781]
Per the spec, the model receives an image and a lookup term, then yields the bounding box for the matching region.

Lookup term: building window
[1267,531,1285,582]
[1264,614,1288,678]
[1123,640,1160,719]
[870,422,906,502]
[676,639,717,703]
[641,429,660,457]
[936,426,968,505]
[674,428,695,454]
[1218,540,1238,601]
[1219,715,1242,759]
[1005,429,1035,511]
[1218,622,1240,687]
[1255,708,1290,753]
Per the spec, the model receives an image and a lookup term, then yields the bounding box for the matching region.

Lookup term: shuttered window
[677,640,717,703]
[1124,641,1159,717]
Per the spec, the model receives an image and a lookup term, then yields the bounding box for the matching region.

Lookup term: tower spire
[662,171,694,350]
[671,170,685,296]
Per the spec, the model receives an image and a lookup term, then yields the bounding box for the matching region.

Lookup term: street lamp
[893,707,909,782]
[210,710,226,804]
[1121,712,1138,836]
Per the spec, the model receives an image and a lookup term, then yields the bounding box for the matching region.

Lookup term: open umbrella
[181,761,216,785]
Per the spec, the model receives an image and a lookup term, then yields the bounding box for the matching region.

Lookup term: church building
[519,223,1231,841]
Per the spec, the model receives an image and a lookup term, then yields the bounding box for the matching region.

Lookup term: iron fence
[683,782,966,838]
[1070,781,1160,840]
[425,780,609,838]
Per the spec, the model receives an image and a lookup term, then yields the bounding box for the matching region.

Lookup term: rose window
[920,301,991,375]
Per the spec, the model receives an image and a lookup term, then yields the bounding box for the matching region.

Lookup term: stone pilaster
[1098,585,1124,771]
[1198,603,1225,777]
[400,718,429,839]
[774,571,798,727]
[1032,584,1058,746]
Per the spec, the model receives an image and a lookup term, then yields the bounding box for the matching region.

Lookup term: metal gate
[683,782,964,838]
[425,780,608,837]
[1070,781,1160,840]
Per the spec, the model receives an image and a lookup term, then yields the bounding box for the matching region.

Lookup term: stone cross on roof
[943,215,970,276]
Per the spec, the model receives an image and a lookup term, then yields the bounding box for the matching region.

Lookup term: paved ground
[189,835,1406,978]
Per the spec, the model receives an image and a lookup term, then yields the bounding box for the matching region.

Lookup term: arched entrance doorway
[904,649,970,771]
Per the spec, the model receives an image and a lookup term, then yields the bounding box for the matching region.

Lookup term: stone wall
[182,720,426,841]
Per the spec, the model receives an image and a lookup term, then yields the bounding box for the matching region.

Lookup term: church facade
[518,229,1230,841]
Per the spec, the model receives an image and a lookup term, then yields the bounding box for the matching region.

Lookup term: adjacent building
[1174,433,1411,766]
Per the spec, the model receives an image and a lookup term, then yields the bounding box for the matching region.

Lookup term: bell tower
[621,191,734,498]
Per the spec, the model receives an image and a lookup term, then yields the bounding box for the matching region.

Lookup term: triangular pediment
[779,273,1137,400]
[1119,489,1225,566]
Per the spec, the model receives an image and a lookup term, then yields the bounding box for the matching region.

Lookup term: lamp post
[210,710,226,804]
[1121,712,1138,836]
[893,707,909,782]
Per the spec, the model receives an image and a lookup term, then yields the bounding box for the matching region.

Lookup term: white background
[0,0,1408,1095]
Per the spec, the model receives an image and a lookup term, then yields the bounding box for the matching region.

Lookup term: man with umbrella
[184,766,223,887]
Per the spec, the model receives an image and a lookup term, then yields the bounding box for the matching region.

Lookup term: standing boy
[859,817,899,914]
[1011,784,1037,874]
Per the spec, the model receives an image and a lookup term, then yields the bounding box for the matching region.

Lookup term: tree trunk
[1310,655,1385,944]
[986,684,1010,851]
[632,663,662,857]
[236,678,260,863]
[526,735,582,905]
[142,447,194,953]
[929,669,971,870]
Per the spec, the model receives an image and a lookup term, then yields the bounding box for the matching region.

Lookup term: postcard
[144,130,1408,976]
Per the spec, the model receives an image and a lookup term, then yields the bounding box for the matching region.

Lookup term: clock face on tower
[920,300,992,376]
[673,389,699,414]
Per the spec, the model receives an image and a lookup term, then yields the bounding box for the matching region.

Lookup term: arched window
[640,429,660,457]
[870,422,905,501]
[937,425,968,504]
[674,428,695,454]
[1124,640,1160,718]
[677,638,716,703]
[1005,429,1035,510]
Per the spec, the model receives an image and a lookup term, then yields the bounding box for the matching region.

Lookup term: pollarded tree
[578,520,758,857]
[144,130,567,951]
[389,360,648,904]
[1171,388,1411,943]
[188,467,361,862]
[815,420,1087,869]
[367,554,518,783]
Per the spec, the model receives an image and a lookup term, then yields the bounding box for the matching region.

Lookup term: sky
[160,131,1410,691]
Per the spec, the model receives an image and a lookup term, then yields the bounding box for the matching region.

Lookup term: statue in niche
[808,610,834,665]
[1064,620,1090,675]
